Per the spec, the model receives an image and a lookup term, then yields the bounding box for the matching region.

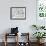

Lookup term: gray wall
[0,0,36,42]
[0,0,36,33]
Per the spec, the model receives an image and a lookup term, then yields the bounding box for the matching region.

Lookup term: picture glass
[37,0,46,25]
[10,7,26,20]
[37,0,46,18]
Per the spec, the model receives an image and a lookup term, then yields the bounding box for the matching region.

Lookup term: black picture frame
[10,7,26,20]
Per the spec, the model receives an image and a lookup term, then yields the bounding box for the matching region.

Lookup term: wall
[0,0,36,42]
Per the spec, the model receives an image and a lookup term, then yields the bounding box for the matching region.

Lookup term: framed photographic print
[36,0,46,26]
[10,7,26,20]
[37,0,46,18]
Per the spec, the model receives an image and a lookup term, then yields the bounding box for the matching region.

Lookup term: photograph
[10,7,26,20]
